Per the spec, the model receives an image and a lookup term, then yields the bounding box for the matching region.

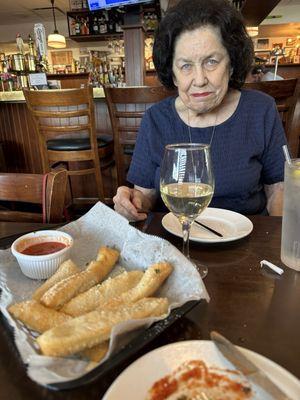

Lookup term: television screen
[87,0,152,11]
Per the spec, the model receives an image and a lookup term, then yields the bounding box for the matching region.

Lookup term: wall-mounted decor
[51,51,73,66]
[272,42,283,49]
[256,38,270,50]
[286,38,296,46]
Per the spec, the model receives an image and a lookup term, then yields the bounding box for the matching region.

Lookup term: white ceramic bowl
[11,230,73,279]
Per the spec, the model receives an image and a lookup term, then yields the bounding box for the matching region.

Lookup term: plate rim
[103,339,300,400]
[162,208,253,243]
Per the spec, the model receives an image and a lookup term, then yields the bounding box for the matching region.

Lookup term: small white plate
[162,208,253,243]
[103,340,300,400]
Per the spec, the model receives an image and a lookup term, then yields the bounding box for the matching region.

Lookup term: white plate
[103,340,300,400]
[162,208,253,243]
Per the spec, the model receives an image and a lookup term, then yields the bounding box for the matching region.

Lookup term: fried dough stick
[80,342,109,363]
[8,300,71,332]
[37,297,169,357]
[8,300,109,363]
[40,247,120,310]
[32,260,79,301]
[62,270,144,317]
[97,262,172,311]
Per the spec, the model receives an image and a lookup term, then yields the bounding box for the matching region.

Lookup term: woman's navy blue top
[127,89,287,215]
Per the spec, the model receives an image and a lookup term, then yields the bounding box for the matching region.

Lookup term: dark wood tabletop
[0,214,299,399]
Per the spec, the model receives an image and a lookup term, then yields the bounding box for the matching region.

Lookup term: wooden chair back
[104,86,177,186]
[23,87,105,201]
[0,169,67,223]
[244,78,299,156]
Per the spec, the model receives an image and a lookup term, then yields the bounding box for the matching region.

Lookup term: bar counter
[0,88,112,176]
[0,87,105,102]
[266,63,300,79]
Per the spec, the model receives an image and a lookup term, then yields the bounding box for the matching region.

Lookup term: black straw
[194,220,223,237]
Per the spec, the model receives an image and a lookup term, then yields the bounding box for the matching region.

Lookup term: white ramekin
[11,230,73,280]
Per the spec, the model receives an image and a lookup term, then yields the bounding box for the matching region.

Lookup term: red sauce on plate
[148,360,252,400]
[21,241,66,256]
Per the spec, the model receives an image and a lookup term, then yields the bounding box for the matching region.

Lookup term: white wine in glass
[160,143,214,278]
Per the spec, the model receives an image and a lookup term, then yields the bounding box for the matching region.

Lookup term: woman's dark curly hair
[153,0,254,90]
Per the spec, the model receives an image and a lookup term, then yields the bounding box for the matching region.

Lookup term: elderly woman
[113,0,286,221]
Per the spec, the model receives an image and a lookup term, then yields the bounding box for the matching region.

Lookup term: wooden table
[0,215,299,399]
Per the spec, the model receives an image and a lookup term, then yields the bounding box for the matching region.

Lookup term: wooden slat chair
[244,78,299,157]
[23,87,113,205]
[0,169,67,223]
[104,86,177,187]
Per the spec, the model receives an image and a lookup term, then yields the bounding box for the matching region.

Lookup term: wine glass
[160,143,214,278]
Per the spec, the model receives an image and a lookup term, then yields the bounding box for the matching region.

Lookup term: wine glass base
[191,258,208,279]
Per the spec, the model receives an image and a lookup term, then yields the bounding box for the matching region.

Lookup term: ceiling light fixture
[247,26,259,38]
[48,0,66,49]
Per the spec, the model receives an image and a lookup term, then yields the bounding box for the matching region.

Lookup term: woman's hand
[113,186,156,221]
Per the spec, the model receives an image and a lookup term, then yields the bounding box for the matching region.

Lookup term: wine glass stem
[182,220,192,259]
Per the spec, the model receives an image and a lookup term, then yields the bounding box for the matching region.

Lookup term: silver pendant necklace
[187,109,217,147]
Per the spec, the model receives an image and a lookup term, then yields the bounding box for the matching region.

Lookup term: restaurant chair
[0,141,6,171]
[244,78,299,157]
[104,85,177,187]
[23,87,113,206]
[0,169,67,223]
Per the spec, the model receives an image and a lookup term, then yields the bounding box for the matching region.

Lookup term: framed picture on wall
[51,51,73,66]
[286,38,296,46]
[256,38,270,50]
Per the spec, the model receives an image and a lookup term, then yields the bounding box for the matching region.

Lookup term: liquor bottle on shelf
[28,35,35,57]
[70,17,77,35]
[108,19,115,33]
[75,17,81,35]
[81,16,89,35]
[107,11,114,33]
[81,0,88,9]
[99,13,107,34]
[99,63,104,85]
[26,35,36,72]
[103,61,110,84]
[92,16,99,35]
[108,66,115,85]
[151,13,158,30]
[115,11,123,33]
[70,0,83,10]
[16,33,24,54]
[143,12,150,30]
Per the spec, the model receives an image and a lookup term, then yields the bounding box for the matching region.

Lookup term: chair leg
[66,172,74,207]
[93,157,105,202]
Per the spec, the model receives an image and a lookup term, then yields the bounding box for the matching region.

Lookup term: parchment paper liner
[0,202,209,386]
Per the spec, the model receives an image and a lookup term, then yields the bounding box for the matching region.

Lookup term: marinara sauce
[21,242,66,256]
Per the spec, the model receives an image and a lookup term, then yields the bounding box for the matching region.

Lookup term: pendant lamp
[48,0,66,48]
[246,26,259,38]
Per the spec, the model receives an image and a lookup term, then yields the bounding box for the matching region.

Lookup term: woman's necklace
[187,109,218,146]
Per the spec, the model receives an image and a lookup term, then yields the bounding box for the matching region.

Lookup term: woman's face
[172,25,231,115]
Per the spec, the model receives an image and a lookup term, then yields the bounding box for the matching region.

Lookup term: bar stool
[23,87,113,205]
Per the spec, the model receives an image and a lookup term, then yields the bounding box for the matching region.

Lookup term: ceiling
[0,0,298,37]
[0,0,69,24]
[259,0,300,37]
